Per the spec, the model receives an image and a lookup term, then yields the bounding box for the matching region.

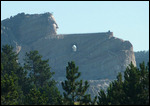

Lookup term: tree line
[1,45,149,105]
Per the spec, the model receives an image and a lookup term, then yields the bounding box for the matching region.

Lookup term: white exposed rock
[53,23,57,32]
[13,41,21,54]
[72,45,77,52]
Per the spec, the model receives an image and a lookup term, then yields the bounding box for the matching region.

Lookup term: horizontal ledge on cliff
[57,31,113,36]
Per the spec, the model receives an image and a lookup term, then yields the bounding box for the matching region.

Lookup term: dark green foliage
[1,45,24,105]
[97,89,108,105]
[97,61,149,105]
[39,82,63,105]
[25,85,48,105]
[23,50,62,105]
[1,73,19,105]
[24,50,54,88]
[91,96,98,105]
[1,45,62,105]
[107,72,125,105]
[61,61,92,105]
[123,62,140,104]
[123,62,149,105]
[1,45,28,97]
[1,45,19,76]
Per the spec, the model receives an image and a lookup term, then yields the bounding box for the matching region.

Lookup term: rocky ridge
[1,12,136,98]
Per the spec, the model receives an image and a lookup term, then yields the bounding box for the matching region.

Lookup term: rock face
[1,12,58,46]
[1,12,136,97]
[36,32,136,80]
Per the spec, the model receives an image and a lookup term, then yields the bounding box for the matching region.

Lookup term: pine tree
[97,73,125,105]
[25,85,48,105]
[24,50,54,88]
[1,45,25,104]
[124,61,149,105]
[123,62,141,104]
[39,81,63,105]
[107,72,125,105]
[1,45,19,76]
[24,50,62,105]
[97,61,149,105]
[61,61,91,105]
[1,72,25,105]
[137,62,149,104]
[97,89,108,105]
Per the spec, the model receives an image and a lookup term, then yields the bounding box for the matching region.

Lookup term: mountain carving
[1,12,136,97]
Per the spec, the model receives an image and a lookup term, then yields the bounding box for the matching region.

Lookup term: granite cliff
[1,12,136,97]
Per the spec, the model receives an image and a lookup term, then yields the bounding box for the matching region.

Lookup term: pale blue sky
[1,1,149,51]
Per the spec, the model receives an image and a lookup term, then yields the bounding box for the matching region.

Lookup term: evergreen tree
[138,62,149,104]
[107,72,125,105]
[24,50,62,105]
[97,89,108,105]
[25,85,48,105]
[91,96,98,105]
[123,61,149,105]
[61,61,91,105]
[123,62,140,104]
[1,72,20,105]
[1,45,20,76]
[97,61,149,105]
[39,81,63,105]
[1,45,62,105]
[24,50,54,87]
[1,45,25,104]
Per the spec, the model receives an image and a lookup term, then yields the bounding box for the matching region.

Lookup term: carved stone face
[53,24,57,32]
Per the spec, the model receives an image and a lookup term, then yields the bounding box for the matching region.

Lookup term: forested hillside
[134,50,149,67]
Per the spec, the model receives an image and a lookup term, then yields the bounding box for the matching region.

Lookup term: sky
[1,1,149,51]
